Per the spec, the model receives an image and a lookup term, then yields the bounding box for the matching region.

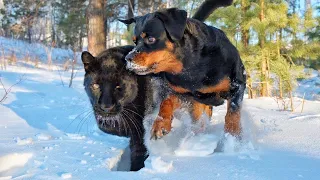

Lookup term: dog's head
[119,8,187,75]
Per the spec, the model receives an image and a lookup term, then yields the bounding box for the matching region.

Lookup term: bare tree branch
[0,74,26,104]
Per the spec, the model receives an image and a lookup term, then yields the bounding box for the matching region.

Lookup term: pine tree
[1,0,46,43]
[54,0,86,51]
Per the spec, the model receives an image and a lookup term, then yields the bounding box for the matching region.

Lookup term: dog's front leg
[150,94,181,140]
[224,81,245,137]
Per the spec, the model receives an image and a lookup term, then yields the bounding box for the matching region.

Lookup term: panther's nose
[100,104,115,112]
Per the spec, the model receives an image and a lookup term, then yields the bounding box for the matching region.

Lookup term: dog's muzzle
[125,48,140,62]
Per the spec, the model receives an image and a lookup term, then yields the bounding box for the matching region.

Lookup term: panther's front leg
[129,139,148,171]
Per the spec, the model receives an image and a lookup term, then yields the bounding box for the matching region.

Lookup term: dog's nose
[100,104,115,112]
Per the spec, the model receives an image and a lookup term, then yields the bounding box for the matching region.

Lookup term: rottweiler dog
[120,0,246,140]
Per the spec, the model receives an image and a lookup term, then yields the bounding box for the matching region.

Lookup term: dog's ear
[118,18,136,25]
[81,51,95,72]
[155,8,188,41]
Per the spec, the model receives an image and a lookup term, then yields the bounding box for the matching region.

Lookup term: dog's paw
[150,118,172,140]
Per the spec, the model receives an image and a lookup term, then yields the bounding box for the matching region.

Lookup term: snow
[0,153,33,173]
[0,37,81,64]
[15,137,33,146]
[144,157,173,173]
[60,173,72,179]
[1,41,320,179]
[35,133,52,141]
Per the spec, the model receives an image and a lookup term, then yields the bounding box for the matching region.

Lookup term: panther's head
[81,46,141,134]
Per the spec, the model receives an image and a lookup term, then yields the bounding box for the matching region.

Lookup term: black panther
[81,46,156,171]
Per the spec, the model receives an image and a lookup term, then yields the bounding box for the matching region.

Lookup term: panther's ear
[81,51,95,72]
[118,18,136,25]
[155,8,188,41]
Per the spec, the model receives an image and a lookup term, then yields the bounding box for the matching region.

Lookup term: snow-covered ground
[1,63,320,179]
[0,37,80,64]
[0,36,319,179]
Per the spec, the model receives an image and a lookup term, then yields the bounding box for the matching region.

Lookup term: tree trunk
[69,49,77,88]
[1,48,6,70]
[45,46,52,69]
[289,91,294,112]
[247,71,254,99]
[241,0,249,48]
[277,31,282,98]
[279,77,283,98]
[51,5,56,45]
[79,26,84,51]
[138,0,152,16]
[240,0,253,98]
[259,0,268,97]
[87,0,106,56]
[27,22,32,44]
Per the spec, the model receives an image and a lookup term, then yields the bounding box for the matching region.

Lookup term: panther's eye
[115,85,122,91]
[92,84,100,90]
[145,36,156,45]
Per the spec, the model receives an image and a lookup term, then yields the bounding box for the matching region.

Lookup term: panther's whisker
[124,108,144,119]
[64,109,93,132]
[123,110,142,138]
[129,103,142,112]
[123,115,131,136]
[77,111,93,134]
[86,113,95,134]
[125,111,143,137]
[120,113,131,137]
[75,111,91,133]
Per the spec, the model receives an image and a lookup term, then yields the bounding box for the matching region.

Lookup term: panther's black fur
[81,46,156,171]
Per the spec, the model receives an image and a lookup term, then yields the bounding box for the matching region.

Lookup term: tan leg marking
[150,94,181,140]
[224,100,242,136]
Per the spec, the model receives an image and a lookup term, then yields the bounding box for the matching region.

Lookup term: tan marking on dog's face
[131,41,183,74]
[132,36,137,42]
[165,41,174,51]
[197,77,230,94]
[140,32,146,38]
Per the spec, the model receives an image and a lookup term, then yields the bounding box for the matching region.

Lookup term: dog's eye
[145,36,156,44]
[92,84,100,90]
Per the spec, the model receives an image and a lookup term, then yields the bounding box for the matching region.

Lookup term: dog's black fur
[120,0,246,138]
[81,46,155,171]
